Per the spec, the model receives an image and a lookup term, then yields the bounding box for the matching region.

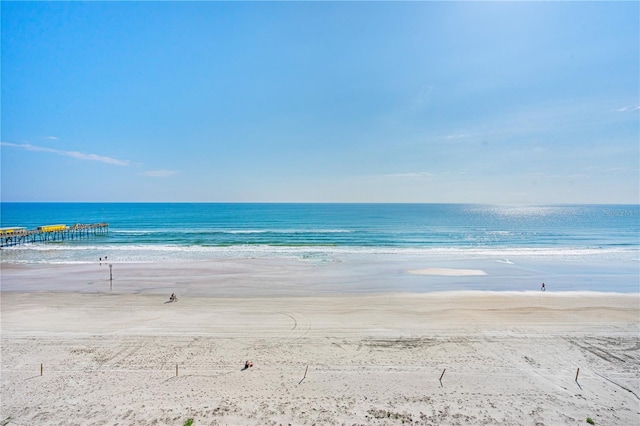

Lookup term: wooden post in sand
[299,365,309,384]
[439,368,446,383]
[109,264,113,290]
[40,363,43,376]
[176,364,178,377]
[575,368,580,382]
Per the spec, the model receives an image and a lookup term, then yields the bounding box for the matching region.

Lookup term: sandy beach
[1,262,639,425]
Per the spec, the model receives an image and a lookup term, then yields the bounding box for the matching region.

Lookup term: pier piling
[0,223,108,248]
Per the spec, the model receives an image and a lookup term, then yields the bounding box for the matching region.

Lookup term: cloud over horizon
[1,142,129,166]
[383,172,435,179]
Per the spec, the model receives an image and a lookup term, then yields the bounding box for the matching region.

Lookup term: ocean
[1,203,639,292]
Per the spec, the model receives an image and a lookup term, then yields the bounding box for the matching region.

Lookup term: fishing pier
[0,223,109,248]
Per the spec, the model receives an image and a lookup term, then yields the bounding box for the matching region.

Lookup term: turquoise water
[1,203,638,292]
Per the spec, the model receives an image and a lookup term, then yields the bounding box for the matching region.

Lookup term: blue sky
[1,1,638,203]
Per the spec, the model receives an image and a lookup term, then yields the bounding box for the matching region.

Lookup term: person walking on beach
[541,283,546,291]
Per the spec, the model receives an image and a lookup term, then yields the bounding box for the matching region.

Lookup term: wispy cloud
[378,171,469,180]
[617,105,640,112]
[384,171,434,179]
[1,142,129,166]
[140,170,179,177]
[445,134,465,140]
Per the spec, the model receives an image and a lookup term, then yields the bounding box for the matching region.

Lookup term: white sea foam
[110,228,353,235]
[2,243,638,265]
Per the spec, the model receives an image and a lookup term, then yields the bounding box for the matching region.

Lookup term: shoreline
[2,257,639,295]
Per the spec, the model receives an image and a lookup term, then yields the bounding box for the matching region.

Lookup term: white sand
[1,263,639,425]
